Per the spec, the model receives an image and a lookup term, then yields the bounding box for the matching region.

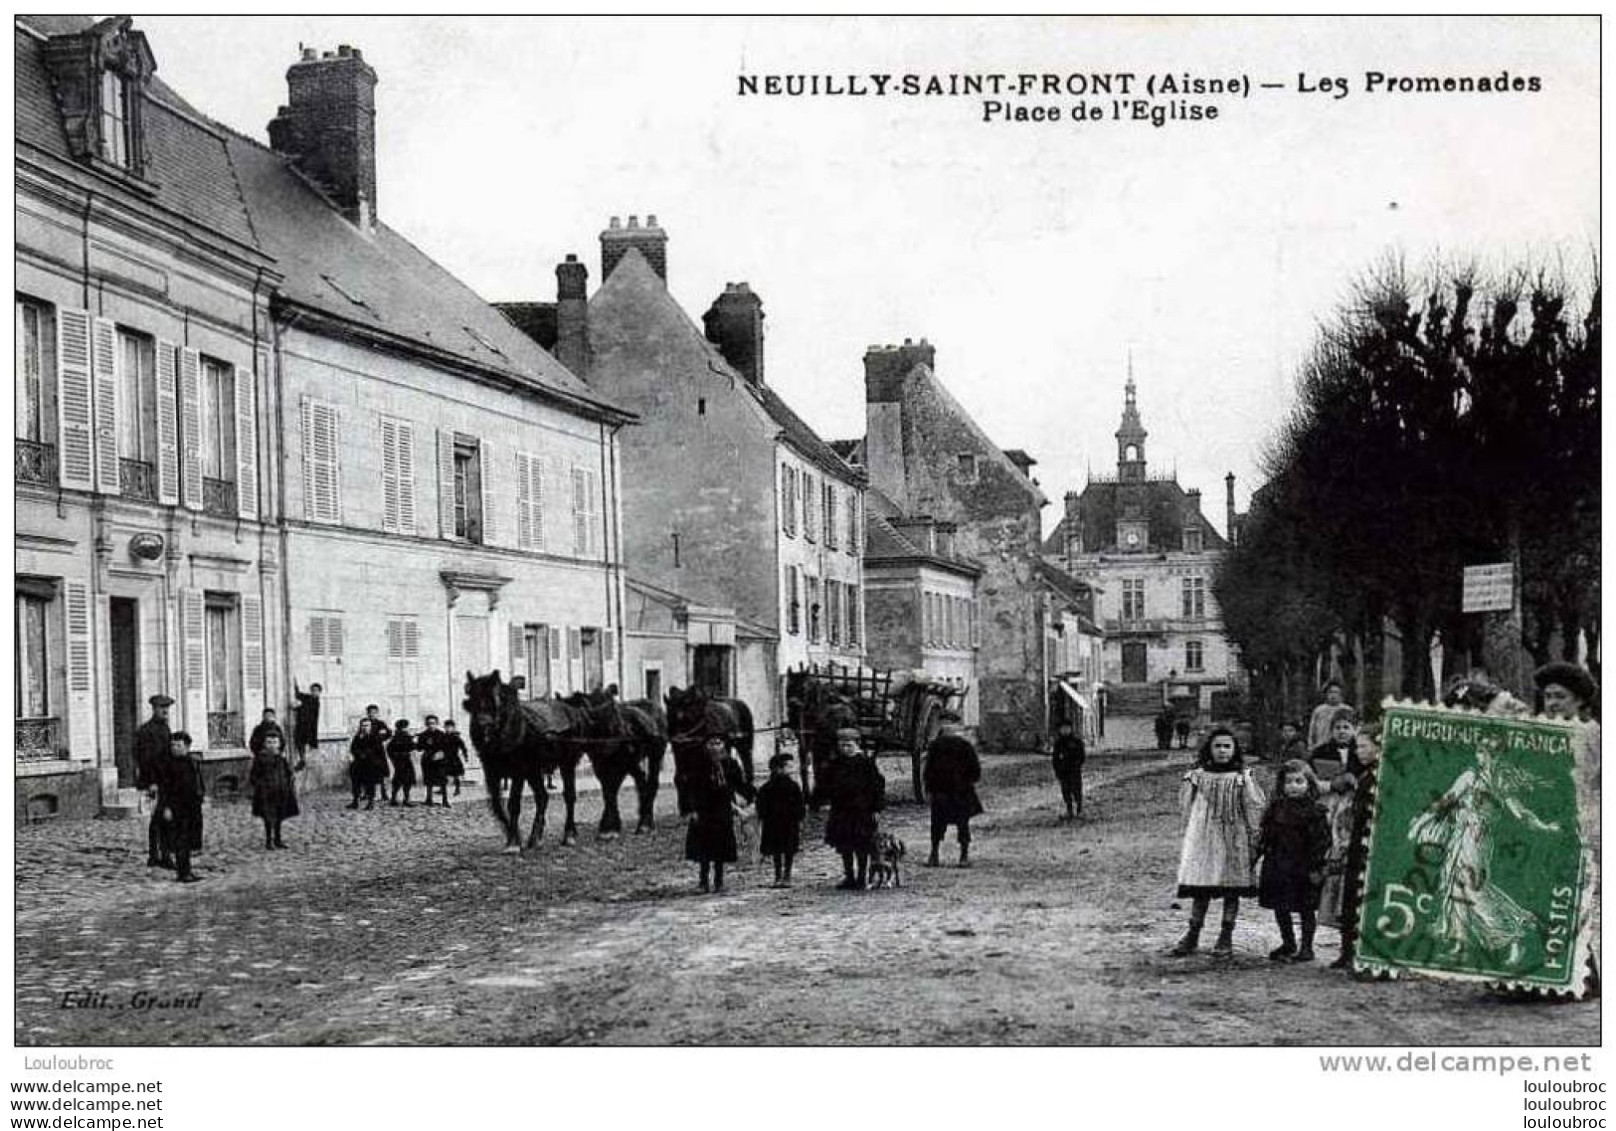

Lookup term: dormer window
[99,70,131,167]
[957,454,978,483]
[1183,527,1203,553]
[39,17,155,181]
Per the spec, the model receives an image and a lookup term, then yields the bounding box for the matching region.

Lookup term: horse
[663,686,756,813]
[562,685,668,835]
[462,669,587,851]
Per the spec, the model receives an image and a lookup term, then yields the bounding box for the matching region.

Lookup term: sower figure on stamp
[135,694,174,869]
[157,731,206,884]
[924,712,983,867]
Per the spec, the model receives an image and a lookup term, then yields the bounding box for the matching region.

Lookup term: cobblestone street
[15,749,1599,1046]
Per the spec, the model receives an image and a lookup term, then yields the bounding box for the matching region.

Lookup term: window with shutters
[385,614,422,721]
[380,415,417,535]
[785,566,801,635]
[116,330,155,461]
[780,465,795,537]
[571,466,600,557]
[453,437,483,543]
[15,299,53,445]
[807,576,823,643]
[516,452,545,551]
[846,585,860,646]
[802,472,817,542]
[15,592,51,720]
[202,592,243,747]
[846,492,859,556]
[301,397,341,523]
[1183,526,1204,553]
[580,627,605,692]
[824,484,839,550]
[521,623,551,698]
[198,358,235,481]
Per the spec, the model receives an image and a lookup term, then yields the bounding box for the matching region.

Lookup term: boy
[248,707,285,755]
[1052,721,1086,820]
[157,731,205,883]
[824,728,885,889]
[757,752,807,887]
[442,718,468,795]
[418,714,451,807]
[924,713,983,866]
[387,719,417,807]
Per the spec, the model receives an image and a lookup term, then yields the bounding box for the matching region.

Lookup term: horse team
[460,672,756,854]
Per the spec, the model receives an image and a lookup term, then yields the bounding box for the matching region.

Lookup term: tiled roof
[225,134,630,419]
[757,384,864,484]
[15,18,259,250]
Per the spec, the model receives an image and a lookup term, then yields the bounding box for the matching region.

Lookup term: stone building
[856,339,1051,751]
[241,46,634,756]
[498,222,866,729]
[1044,378,1241,713]
[16,16,285,817]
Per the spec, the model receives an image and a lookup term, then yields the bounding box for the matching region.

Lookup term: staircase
[1107,684,1164,717]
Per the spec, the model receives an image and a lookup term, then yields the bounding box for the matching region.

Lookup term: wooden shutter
[181,588,207,735]
[155,340,180,504]
[234,363,258,519]
[301,397,340,523]
[63,580,95,758]
[56,308,95,491]
[523,452,545,551]
[568,627,582,660]
[242,594,264,701]
[516,452,534,550]
[438,429,457,538]
[179,348,203,510]
[510,622,526,670]
[603,630,616,663]
[91,317,121,494]
[480,437,499,546]
[398,421,416,534]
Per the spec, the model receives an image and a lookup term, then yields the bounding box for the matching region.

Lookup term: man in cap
[134,694,174,869]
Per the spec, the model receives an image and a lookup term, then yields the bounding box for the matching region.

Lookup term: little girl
[1257,759,1332,962]
[757,752,807,887]
[1170,726,1266,958]
[248,730,299,850]
[685,736,756,893]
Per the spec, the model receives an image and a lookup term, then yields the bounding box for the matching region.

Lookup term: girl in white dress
[1169,727,1267,958]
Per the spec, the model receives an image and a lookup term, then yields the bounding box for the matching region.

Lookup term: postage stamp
[1355,702,1594,994]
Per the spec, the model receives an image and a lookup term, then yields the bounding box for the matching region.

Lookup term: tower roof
[1115,377,1147,443]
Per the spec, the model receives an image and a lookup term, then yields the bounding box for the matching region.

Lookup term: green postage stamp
[1356,702,1596,994]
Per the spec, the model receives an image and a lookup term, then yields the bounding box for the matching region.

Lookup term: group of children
[681,726,891,894]
[1169,708,1376,967]
[345,706,468,811]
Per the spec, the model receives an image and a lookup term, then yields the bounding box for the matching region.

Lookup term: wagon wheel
[912,699,946,803]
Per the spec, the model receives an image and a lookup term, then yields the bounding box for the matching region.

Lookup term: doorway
[110,598,139,787]
[693,645,730,698]
[1121,640,1148,684]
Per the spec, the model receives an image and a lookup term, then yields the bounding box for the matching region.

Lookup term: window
[520,623,551,698]
[824,483,839,550]
[826,580,841,646]
[117,330,155,461]
[453,438,484,543]
[15,593,50,720]
[643,666,662,705]
[380,415,417,534]
[579,627,605,692]
[515,450,545,550]
[306,612,346,732]
[846,492,859,556]
[807,576,822,642]
[572,466,600,557]
[204,595,242,738]
[780,465,797,537]
[846,585,860,646]
[385,614,421,721]
[784,566,801,635]
[16,300,50,443]
[100,70,130,168]
[969,598,980,648]
[301,398,341,523]
[1186,640,1205,672]
[1183,526,1204,553]
[198,358,235,481]
[802,472,817,542]
[957,454,978,482]
[1122,579,1146,621]
[1182,577,1206,619]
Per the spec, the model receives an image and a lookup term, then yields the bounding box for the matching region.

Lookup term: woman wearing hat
[1534,661,1601,994]
[823,728,885,890]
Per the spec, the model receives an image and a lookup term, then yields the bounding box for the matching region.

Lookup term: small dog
[868,831,906,889]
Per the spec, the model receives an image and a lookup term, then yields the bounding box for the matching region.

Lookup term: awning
[1057,681,1091,714]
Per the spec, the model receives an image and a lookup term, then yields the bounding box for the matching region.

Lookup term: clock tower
[1115,377,1150,551]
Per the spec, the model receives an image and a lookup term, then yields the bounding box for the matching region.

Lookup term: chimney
[268,45,379,227]
[702,283,764,385]
[554,254,590,376]
[600,214,668,282]
[863,338,937,403]
[1186,487,1202,512]
[1225,472,1237,543]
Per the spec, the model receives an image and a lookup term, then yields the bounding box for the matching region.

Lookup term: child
[248,707,285,756]
[924,713,983,867]
[1174,716,1192,750]
[1052,721,1086,820]
[824,728,886,890]
[684,735,755,893]
[418,714,450,807]
[1257,759,1332,962]
[1330,724,1381,970]
[1170,726,1266,957]
[1277,720,1307,764]
[1310,706,1364,929]
[248,730,299,850]
[756,752,807,887]
[346,718,387,810]
[363,704,393,743]
[156,731,205,883]
[387,719,417,807]
[442,718,468,796]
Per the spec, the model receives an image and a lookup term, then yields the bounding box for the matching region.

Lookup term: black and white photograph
[9,12,1602,1126]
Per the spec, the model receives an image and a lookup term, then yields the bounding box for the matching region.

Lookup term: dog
[868,831,906,889]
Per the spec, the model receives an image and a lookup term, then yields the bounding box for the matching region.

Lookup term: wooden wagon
[784,662,968,803]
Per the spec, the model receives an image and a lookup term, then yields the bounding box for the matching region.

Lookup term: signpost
[1462,562,1514,614]
[1463,561,1525,700]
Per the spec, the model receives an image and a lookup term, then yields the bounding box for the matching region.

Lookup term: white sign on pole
[1462,563,1514,613]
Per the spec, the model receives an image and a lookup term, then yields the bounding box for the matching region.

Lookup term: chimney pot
[627,214,640,229]
[565,253,578,263]
[600,213,668,282]
[609,216,621,229]
[647,213,658,227]
[300,47,316,61]
[703,285,765,385]
[270,43,380,227]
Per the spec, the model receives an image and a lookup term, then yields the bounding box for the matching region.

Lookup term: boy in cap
[157,731,205,883]
[756,751,808,887]
[823,728,885,890]
[135,694,174,869]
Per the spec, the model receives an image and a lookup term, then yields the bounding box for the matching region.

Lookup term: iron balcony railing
[207,710,244,748]
[202,477,237,518]
[16,439,57,487]
[120,458,157,502]
[15,717,63,762]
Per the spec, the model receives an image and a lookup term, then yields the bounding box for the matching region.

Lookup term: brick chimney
[554,254,590,376]
[1186,487,1202,513]
[702,283,764,385]
[863,338,936,403]
[600,214,667,282]
[268,45,378,227]
[1225,472,1237,544]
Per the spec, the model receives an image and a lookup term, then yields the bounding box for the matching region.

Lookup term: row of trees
[1216,256,1599,722]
